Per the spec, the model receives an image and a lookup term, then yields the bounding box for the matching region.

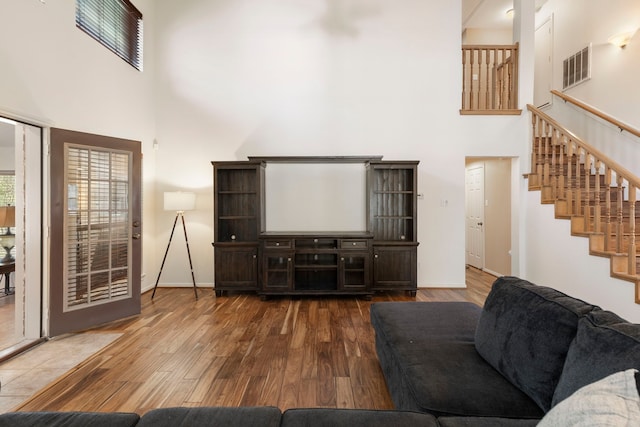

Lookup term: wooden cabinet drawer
[264,239,292,249]
[340,240,369,249]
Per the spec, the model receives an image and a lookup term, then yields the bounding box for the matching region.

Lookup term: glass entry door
[49,128,141,337]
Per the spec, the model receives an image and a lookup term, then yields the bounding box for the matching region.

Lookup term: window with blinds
[76,0,143,71]
[65,145,132,311]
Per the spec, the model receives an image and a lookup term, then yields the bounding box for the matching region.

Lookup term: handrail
[551,89,640,139]
[527,103,640,190]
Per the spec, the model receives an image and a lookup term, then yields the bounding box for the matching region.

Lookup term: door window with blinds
[65,145,132,311]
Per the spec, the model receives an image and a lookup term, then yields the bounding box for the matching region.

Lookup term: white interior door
[7,122,43,344]
[466,165,484,269]
[535,16,554,108]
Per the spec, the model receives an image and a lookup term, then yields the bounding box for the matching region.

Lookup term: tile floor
[0,332,122,413]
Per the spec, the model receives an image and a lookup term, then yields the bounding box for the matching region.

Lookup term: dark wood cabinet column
[211,161,265,296]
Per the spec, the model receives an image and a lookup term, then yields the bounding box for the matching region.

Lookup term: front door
[49,128,141,336]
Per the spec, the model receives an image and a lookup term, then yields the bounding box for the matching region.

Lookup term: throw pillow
[552,310,640,406]
[538,369,640,426]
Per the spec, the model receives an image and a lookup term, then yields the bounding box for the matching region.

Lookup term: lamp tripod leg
[181,213,198,300]
[151,213,179,299]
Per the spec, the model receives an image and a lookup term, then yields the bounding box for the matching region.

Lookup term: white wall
[153,0,531,288]
[0,0,158,290]
[525,193,640,322]
[536,0,640,129]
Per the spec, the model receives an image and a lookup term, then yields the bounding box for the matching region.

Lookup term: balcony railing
[461,44,520,115]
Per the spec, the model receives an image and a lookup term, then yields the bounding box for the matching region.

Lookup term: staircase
[526,103,640,304]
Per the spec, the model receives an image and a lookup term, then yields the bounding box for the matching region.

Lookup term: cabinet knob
[341,257,345,262]
[276,242,280,246]
[231,234,236,240]
[253,255,256,259]
[288,257,292,262]
[374,254,378,259]
[352,242,356,246]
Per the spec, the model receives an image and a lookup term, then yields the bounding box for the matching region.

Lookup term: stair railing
[527,104,639,302]
[461,44,520,114]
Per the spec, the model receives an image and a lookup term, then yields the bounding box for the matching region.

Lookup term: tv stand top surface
[260,231,373,239]
[247,156,383,164]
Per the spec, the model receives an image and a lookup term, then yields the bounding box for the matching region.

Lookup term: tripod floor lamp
[152,191,198,300]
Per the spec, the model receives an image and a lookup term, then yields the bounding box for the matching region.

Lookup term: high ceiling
[462,0,548,31]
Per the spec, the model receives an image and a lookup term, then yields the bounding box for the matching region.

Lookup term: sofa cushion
[282,408,438,427]
[371,301,482,345]
[538,369,640,426]
[136,406,282,427]
[437,416,540,427]
[0,411,139,427]
[552,310,640,406]
[474,276,598,412]
[371,301,543,418]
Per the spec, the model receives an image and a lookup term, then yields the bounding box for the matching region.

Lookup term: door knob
[132,233,141,239]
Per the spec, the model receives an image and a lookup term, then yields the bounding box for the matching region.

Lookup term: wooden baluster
[495,50,501,109]
[511,44,520,109]
[508,48,513,108]
[604,166,612,251]
[594,160,602,233]
[574,146,582,217]
[616,174,624,254]
[461,48,467,110]
[536,117,544,184]
[566,140,574,215]
[543,122,550,187]
[557,131,565,200]
[470,49,476,110]
[583,154,592,232]
[484,48,490,110]
[499,49,507,110]
[550,127,557,199]
[628,184,637,275]
[491,48,497,109]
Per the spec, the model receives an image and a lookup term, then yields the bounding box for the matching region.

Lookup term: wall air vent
[562,44,591,90]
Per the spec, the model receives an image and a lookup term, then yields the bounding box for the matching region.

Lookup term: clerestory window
[76,0,143,71]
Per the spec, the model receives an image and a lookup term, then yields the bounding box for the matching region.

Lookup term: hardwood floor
[0,293,16,351]
[16,267,495,414]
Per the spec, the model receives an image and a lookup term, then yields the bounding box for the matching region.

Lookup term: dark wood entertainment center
[212,156,418,299]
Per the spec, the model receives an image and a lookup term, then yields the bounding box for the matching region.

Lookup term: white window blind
[76,0,143,71]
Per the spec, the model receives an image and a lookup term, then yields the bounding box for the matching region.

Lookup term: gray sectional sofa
[370,276,640,425]
[1,276,639,426]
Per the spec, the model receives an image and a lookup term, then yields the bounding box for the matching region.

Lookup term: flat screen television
[264,162,367,232]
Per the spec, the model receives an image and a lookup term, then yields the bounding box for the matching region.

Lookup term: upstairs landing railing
[527,103,640,303]
[461,44,520,115]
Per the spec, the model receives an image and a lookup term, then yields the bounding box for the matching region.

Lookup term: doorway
[465,158,512,277]
[0,118,43,356]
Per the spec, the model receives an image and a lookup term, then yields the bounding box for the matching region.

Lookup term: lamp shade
[164,191,196,212]
[0,206,15,227]
[608,29,637,48]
